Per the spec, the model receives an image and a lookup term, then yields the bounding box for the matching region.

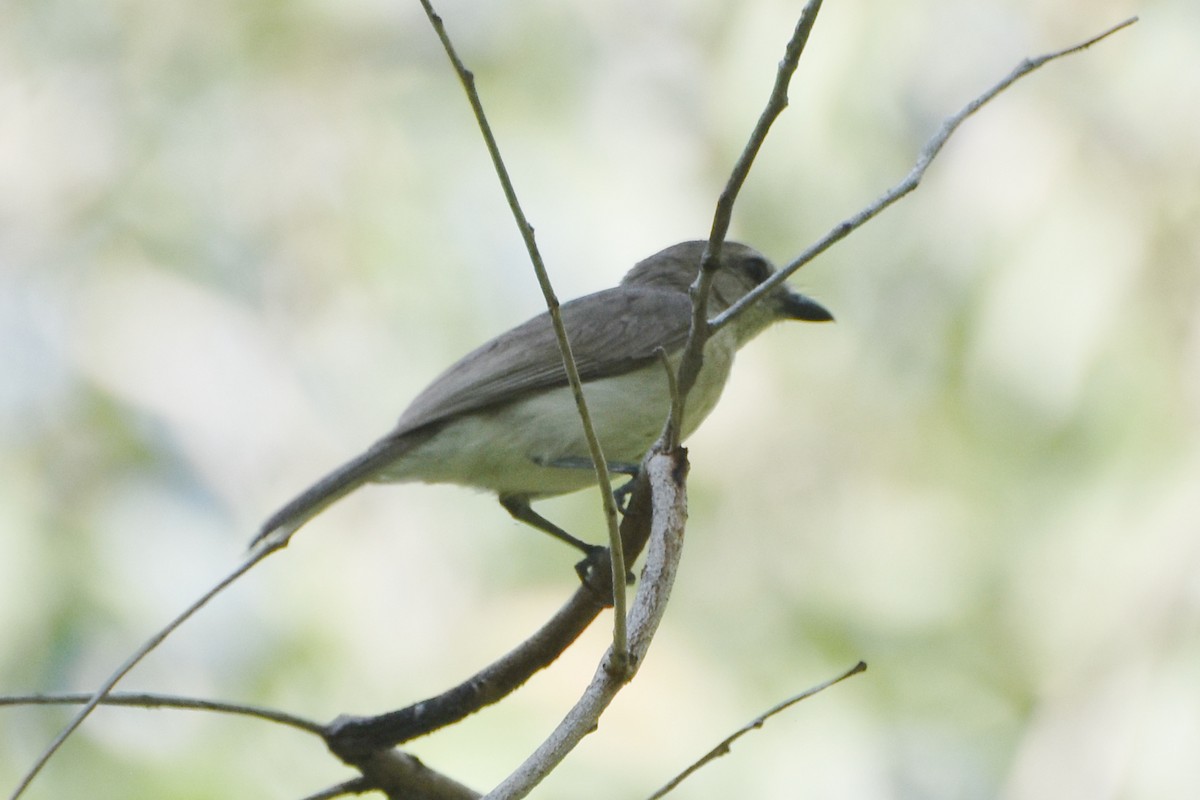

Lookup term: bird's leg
[498,494,634,586]
[499,495,596,553]
[612,478,637,514]
[536,456,641,513]
[499,495,605,581]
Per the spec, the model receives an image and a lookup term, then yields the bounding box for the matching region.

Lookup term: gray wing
[254,285,691,546]
[392,286,693,435]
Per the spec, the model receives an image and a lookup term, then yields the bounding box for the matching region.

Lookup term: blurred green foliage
[2,1,1197,798]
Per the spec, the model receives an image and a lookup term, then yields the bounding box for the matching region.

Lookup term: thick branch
[324,469,657,761]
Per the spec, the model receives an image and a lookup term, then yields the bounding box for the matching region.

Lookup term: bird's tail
[253,436,415,549]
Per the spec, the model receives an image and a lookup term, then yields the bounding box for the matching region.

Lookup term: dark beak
[780,290,834,322]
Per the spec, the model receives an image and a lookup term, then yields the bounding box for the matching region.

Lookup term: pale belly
[377,333,738,497]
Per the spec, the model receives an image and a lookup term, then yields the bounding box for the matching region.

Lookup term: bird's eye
[742,256,771,285]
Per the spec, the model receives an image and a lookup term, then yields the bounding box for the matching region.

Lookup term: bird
[255,240,832,560]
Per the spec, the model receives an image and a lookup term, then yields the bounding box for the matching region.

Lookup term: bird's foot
[575,546,635,598]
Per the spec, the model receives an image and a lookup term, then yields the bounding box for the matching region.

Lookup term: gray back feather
[392,287,694,437]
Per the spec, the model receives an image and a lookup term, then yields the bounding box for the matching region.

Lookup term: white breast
[380,328,740,498]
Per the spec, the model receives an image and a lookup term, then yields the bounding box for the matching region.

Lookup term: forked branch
[710,15,1139,333]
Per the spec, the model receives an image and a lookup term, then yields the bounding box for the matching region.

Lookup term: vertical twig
[668,0,824,445]
[417,0,630,662]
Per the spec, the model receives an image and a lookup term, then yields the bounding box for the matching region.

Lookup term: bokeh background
[2,0,1196,797]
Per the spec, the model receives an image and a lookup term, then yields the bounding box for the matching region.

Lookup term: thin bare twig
[416,0,629,661]
[670,0,824,442]
[647,662,867,799]
[710,15,1139,333]
[2,690,323,735]
[8,540,286,800]
[654,347,684,451]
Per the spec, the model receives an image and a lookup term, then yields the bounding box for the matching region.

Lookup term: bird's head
[622,240,833,344]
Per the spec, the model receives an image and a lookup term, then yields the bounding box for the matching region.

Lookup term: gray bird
[256,240,831,557]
